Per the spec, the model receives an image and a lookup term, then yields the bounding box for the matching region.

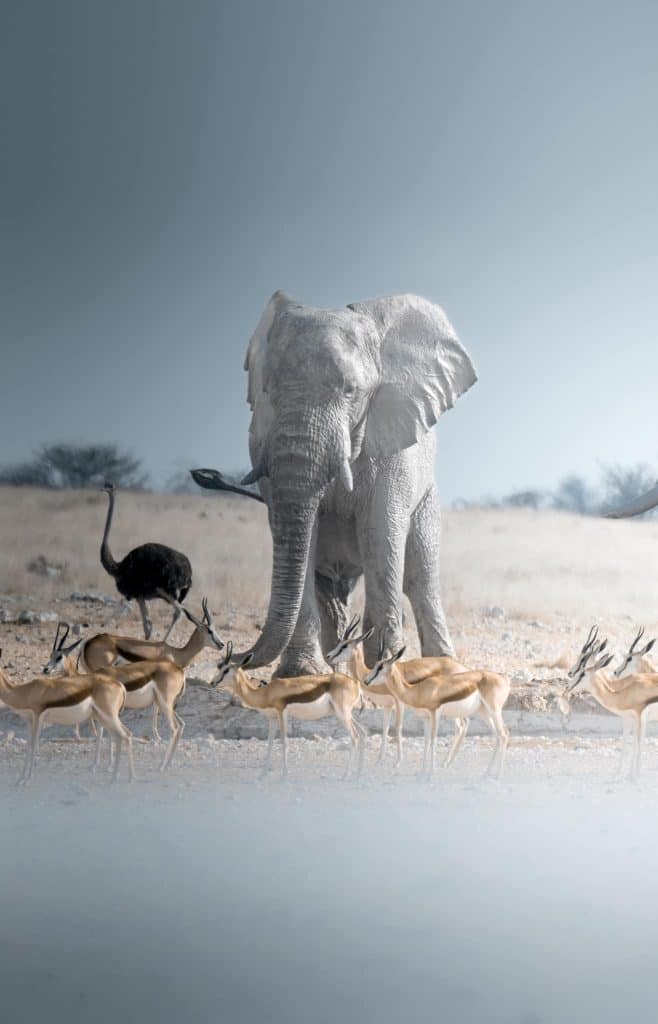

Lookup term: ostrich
[99,482,192,640]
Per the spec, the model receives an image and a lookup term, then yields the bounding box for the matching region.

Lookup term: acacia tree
[0,443,147,489]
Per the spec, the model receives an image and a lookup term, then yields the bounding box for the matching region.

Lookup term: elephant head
[213,291,476,667]
[606,482,658,519]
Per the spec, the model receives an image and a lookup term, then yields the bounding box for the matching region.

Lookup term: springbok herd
[2,608,658,786]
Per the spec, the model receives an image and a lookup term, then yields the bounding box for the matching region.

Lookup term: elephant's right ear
[349,294,477,458]
[244,291,293,463]
[244,291,292,407]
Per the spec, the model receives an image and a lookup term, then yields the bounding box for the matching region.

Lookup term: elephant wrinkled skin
[203,291,477,676]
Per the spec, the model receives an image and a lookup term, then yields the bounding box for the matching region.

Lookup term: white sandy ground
[4,491,658,1021]
[0,730,657,799]
[3,737,658,1024]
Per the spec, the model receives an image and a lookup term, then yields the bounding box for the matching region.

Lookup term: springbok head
[210,642,253,690]
[326,614,375,667]
[42,622,84,675]
[613,626,656,679]
[564,635,612,697]
[363,631,406,686]
[181,597,224,651]
[567,625,602,680]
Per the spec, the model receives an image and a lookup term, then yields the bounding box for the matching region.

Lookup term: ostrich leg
[155,589,183,642]
[137,597,153,640]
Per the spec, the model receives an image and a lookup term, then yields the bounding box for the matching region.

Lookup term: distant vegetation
[0,444,147,490]
[1,444,655,518]
[0,443,251,497]
[457,462,658,518]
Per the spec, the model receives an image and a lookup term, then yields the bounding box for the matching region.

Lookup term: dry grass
[0,487,272,617]
[2,487,658,683]
[442,505,658,624]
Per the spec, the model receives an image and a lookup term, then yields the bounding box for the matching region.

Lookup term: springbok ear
[392,646,406,662]
[348,295,477,458]
[646,639,656,653]
[240,653,254,668]
[362,627,375,641]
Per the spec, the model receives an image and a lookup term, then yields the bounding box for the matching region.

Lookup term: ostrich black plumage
[99,482,192,640]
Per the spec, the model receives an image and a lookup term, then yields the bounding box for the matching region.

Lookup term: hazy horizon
[3,1,658,503]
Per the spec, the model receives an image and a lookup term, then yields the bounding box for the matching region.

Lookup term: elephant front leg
[403,486,454,657]
[358,514,407,667]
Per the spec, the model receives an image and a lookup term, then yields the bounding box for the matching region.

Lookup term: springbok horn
[377,630,386,662]
[56,622,70,650]
[202,597,211,624]
[343,614,360,641]
[630,626,645,652]
[52,622,65,651]
[581,625,598,653]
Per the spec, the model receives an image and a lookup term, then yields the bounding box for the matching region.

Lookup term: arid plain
[2,485,658,795]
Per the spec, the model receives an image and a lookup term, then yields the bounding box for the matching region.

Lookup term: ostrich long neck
[100,490,119,576]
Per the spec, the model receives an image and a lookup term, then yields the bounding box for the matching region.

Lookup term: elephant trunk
[606,482,658,519]
[240,490,320,668]
[237,413,352,669]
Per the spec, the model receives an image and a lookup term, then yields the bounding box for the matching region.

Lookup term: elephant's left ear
[348,294,477,458]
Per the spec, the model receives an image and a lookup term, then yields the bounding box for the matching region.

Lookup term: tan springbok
[0,647,134,784]
[326,616,470,765]
[211,643,366,779]
[89,658,187,773]
[613,626,656,680]
[43,603,220,742]
[364,640,510,778]
[561,630,658,780]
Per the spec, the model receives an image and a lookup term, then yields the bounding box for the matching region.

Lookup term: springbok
[364,640,510,779]
[561,629,658,780]
[613,626,656,679]
[326,616,470,765]
[0,648,134,785]
[43,603,222,741]
[211,643,366,779]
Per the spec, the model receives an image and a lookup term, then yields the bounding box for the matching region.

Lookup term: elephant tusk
[339,458,353,492]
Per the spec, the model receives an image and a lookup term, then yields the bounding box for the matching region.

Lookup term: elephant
[194,291,477,676]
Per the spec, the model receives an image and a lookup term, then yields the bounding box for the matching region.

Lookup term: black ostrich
[99,482,192,640]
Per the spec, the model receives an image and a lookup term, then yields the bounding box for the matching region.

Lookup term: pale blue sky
[2,0,657,501]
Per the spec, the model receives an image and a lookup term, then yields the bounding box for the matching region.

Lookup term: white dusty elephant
[194,291,477,675]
